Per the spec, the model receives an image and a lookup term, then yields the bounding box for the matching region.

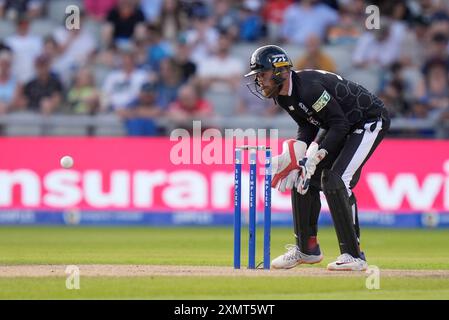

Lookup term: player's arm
[296,117,319,146]
[304,83,350,154]
[296,84,350,194]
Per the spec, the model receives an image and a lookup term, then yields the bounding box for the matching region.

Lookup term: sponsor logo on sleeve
[312,90,330,112]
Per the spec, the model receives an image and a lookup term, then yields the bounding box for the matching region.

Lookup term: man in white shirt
[197,31,244,93]
[52,13,97,85]
[102,49,149,112]
[5,16,43,83]
[281,0,338,45]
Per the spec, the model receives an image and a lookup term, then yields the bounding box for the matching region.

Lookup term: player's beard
[262,83,282,98]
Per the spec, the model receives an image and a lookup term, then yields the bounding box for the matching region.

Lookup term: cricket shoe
[271,244,323,269]
[327,253,368,271]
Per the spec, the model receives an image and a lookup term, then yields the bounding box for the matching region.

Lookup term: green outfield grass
[0,226,448,299]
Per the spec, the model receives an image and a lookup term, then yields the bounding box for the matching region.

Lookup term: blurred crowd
[0,0,448,137]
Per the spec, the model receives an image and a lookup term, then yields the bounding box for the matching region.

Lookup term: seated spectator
[0,50,23,114]
[5,15,43,83]
[67,68,100,115]
[101,49,148,112]
[197,31,244,93]
[52,12,97,85]
[262,0,293,42]
[158,0,187,42]
[184,5,220,64]
[408,99,431,119]
[281,0,338,45]
[378,63,411,118]
[146,23,173,72]
[155,57,183,109]
[424,31,449,67]
[167,83,213,126]
[352,18,403,69]
[23,54,64,115]
[0,0,45,20]
[327,6,362,45]
[294,34,336,72]
[213,0,239,40]
[415,58,449,119]
[103,0,146,49]
[84,0,117,21]
[238,0,264,42]
[173,36,197,83]
[117,82,164,136]
[399,15,432,69]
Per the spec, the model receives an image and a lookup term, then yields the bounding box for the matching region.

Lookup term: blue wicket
[248,149,257,269]
[234,145,272,270]
[264,149,272,270]
[234,148,242,269]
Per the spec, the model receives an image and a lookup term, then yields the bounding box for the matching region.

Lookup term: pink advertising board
[0,138,448,214]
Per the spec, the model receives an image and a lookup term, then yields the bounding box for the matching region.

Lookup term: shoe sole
[327,265,368,272]
[271,255,324,270]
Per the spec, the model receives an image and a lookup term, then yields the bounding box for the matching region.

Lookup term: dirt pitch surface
[1,265,449,278]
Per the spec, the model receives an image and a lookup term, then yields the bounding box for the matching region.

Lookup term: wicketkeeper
[244,45,390,271]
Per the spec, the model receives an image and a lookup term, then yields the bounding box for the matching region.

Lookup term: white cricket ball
[60,155,74,169]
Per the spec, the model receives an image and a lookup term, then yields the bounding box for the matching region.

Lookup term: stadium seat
[345,68,381,93]
[93,114,126,136]
[204,90,238,117]
[2,112,45,136]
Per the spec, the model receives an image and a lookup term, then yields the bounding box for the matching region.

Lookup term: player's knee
[321,169,346,192]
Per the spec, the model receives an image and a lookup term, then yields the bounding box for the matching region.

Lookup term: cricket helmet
[244,45,293,77]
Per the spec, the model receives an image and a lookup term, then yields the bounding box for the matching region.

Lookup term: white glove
[296,145,327,195]
[271,139,307,192]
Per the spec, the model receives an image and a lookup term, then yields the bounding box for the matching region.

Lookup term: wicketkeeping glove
[296,144,328,195]
[270,139,307,192]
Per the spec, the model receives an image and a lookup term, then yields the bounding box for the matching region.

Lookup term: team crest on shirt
[312,90,330,112]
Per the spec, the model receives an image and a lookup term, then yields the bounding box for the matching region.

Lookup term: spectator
[400,15,432,68]
[294,34,336,72]
[327,6,362,45]
[281,0,338,45]
[155,57,183,109]
[23,54,64,115]
[67,68,100,115]
[378,62,411,118]
[146,23,173,72]
[262,0,293,42]
[0,0,45,20]
[213,0,239,40]
[167,83,213,126]
[117,82,164,136]
[103,0,146,49]
[101,49,148,112]
[238,0,264,42]
[184,5,220,64]
[173,37,197,83]
[352,18,403,69]
[84,0,118,21]
[0,50,23,114]
[158,0,187,42]
[197,31,244,93]
[52,12,97,85]
[5,16,43,83]
[424,31,449,66]
[415,58,449,119]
